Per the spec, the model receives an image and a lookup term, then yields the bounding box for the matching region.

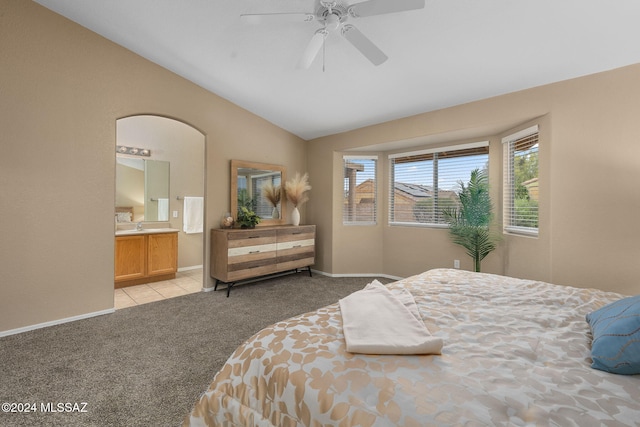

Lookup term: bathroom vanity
[115,229,178,288]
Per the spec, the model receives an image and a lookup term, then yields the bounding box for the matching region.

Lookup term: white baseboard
[177,265,203,272]
[0,308,115,338]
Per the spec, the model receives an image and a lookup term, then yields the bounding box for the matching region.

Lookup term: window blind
[343,156,377,224]
[389,142,489,226]
[503,125,539,236]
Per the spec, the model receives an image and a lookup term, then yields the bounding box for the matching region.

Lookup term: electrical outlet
[454,260,460,269]
[172,210,179,218]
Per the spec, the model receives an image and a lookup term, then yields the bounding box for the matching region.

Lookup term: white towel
[339,280,443,355]
[183,196,204,234]
[157,198,169,221]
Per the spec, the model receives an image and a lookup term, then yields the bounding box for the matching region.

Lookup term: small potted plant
[237,206,261,229]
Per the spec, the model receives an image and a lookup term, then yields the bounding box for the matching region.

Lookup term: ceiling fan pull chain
[322,36,326,72]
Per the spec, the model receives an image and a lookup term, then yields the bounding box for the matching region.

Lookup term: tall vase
[272,206,279,219]
[291,206,300,226]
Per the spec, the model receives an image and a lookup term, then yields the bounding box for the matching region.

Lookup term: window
[238,173,281,219]
[389,142,489,226]
[503,125,539,236]
[343,156,377,224]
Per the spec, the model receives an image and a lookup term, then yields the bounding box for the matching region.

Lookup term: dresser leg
[307,266,312,277]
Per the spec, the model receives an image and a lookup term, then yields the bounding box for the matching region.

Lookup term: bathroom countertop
[115,228,180,236]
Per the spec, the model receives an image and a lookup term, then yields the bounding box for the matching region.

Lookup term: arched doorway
[115,115,205,307]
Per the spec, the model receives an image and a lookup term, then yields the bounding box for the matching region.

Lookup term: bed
[184,269,640,426]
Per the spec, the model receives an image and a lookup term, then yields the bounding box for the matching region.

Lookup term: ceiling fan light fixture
[325,13,341,30]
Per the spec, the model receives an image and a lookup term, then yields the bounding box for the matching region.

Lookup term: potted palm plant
[442,169,499,272]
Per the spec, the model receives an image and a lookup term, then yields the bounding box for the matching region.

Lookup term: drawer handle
[292,232,302,235]
[249,250,260,254]
[248,235,261,239]
[293,245,302,248]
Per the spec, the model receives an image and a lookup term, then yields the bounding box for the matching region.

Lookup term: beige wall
[0,1,306,334]
[308,66,640,296]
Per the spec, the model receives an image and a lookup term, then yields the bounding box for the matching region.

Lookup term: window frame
[502,125,539,237]
[342,155,378,226]
[388,141,490,228]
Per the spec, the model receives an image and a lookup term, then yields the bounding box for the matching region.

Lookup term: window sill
[389,222,449,229]
[504,226,538,237]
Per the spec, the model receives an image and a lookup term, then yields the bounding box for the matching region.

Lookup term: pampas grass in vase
[284,172,311,226]
[262,183,282,219]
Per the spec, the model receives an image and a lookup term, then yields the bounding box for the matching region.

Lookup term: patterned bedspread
[184,269,640,426]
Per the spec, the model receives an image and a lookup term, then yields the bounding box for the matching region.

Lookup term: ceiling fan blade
[348,0,425,17]
[341,25,388,66]
[240,13,315,24]
[298,30,327,69]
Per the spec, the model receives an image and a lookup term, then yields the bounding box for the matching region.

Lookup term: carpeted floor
[0,273,390,427]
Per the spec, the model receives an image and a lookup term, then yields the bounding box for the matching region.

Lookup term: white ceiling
[34,0,640,140]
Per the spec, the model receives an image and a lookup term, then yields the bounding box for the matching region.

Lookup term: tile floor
[114,268,203,309]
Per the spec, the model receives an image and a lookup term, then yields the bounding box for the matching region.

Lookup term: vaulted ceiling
[35,0,640,140]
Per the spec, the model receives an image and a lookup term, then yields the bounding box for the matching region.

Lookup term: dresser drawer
[277,226,315,243]
[277,247,314,263]
[228,243,277,258]
[277,256,315,272]
[276,239,314,251]
[227,229,276,248]
[227,259,277,282]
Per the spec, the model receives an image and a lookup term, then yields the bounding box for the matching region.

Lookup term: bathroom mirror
[231,160,286,226]
[115,156,170,222]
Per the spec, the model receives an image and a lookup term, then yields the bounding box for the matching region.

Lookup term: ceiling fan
[241,0,426,68]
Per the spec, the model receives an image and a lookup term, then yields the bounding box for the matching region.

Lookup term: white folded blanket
[339,280,443,355]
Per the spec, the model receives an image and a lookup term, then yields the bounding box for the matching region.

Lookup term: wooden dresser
[210,225,315,296]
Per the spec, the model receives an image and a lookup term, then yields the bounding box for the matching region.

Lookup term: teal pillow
[585,295,640,375]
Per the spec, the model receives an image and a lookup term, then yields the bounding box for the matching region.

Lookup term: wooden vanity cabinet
[210,225,315,296]
[115,232,178,288]
[114,235,146,283]
[147,233,178,277]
